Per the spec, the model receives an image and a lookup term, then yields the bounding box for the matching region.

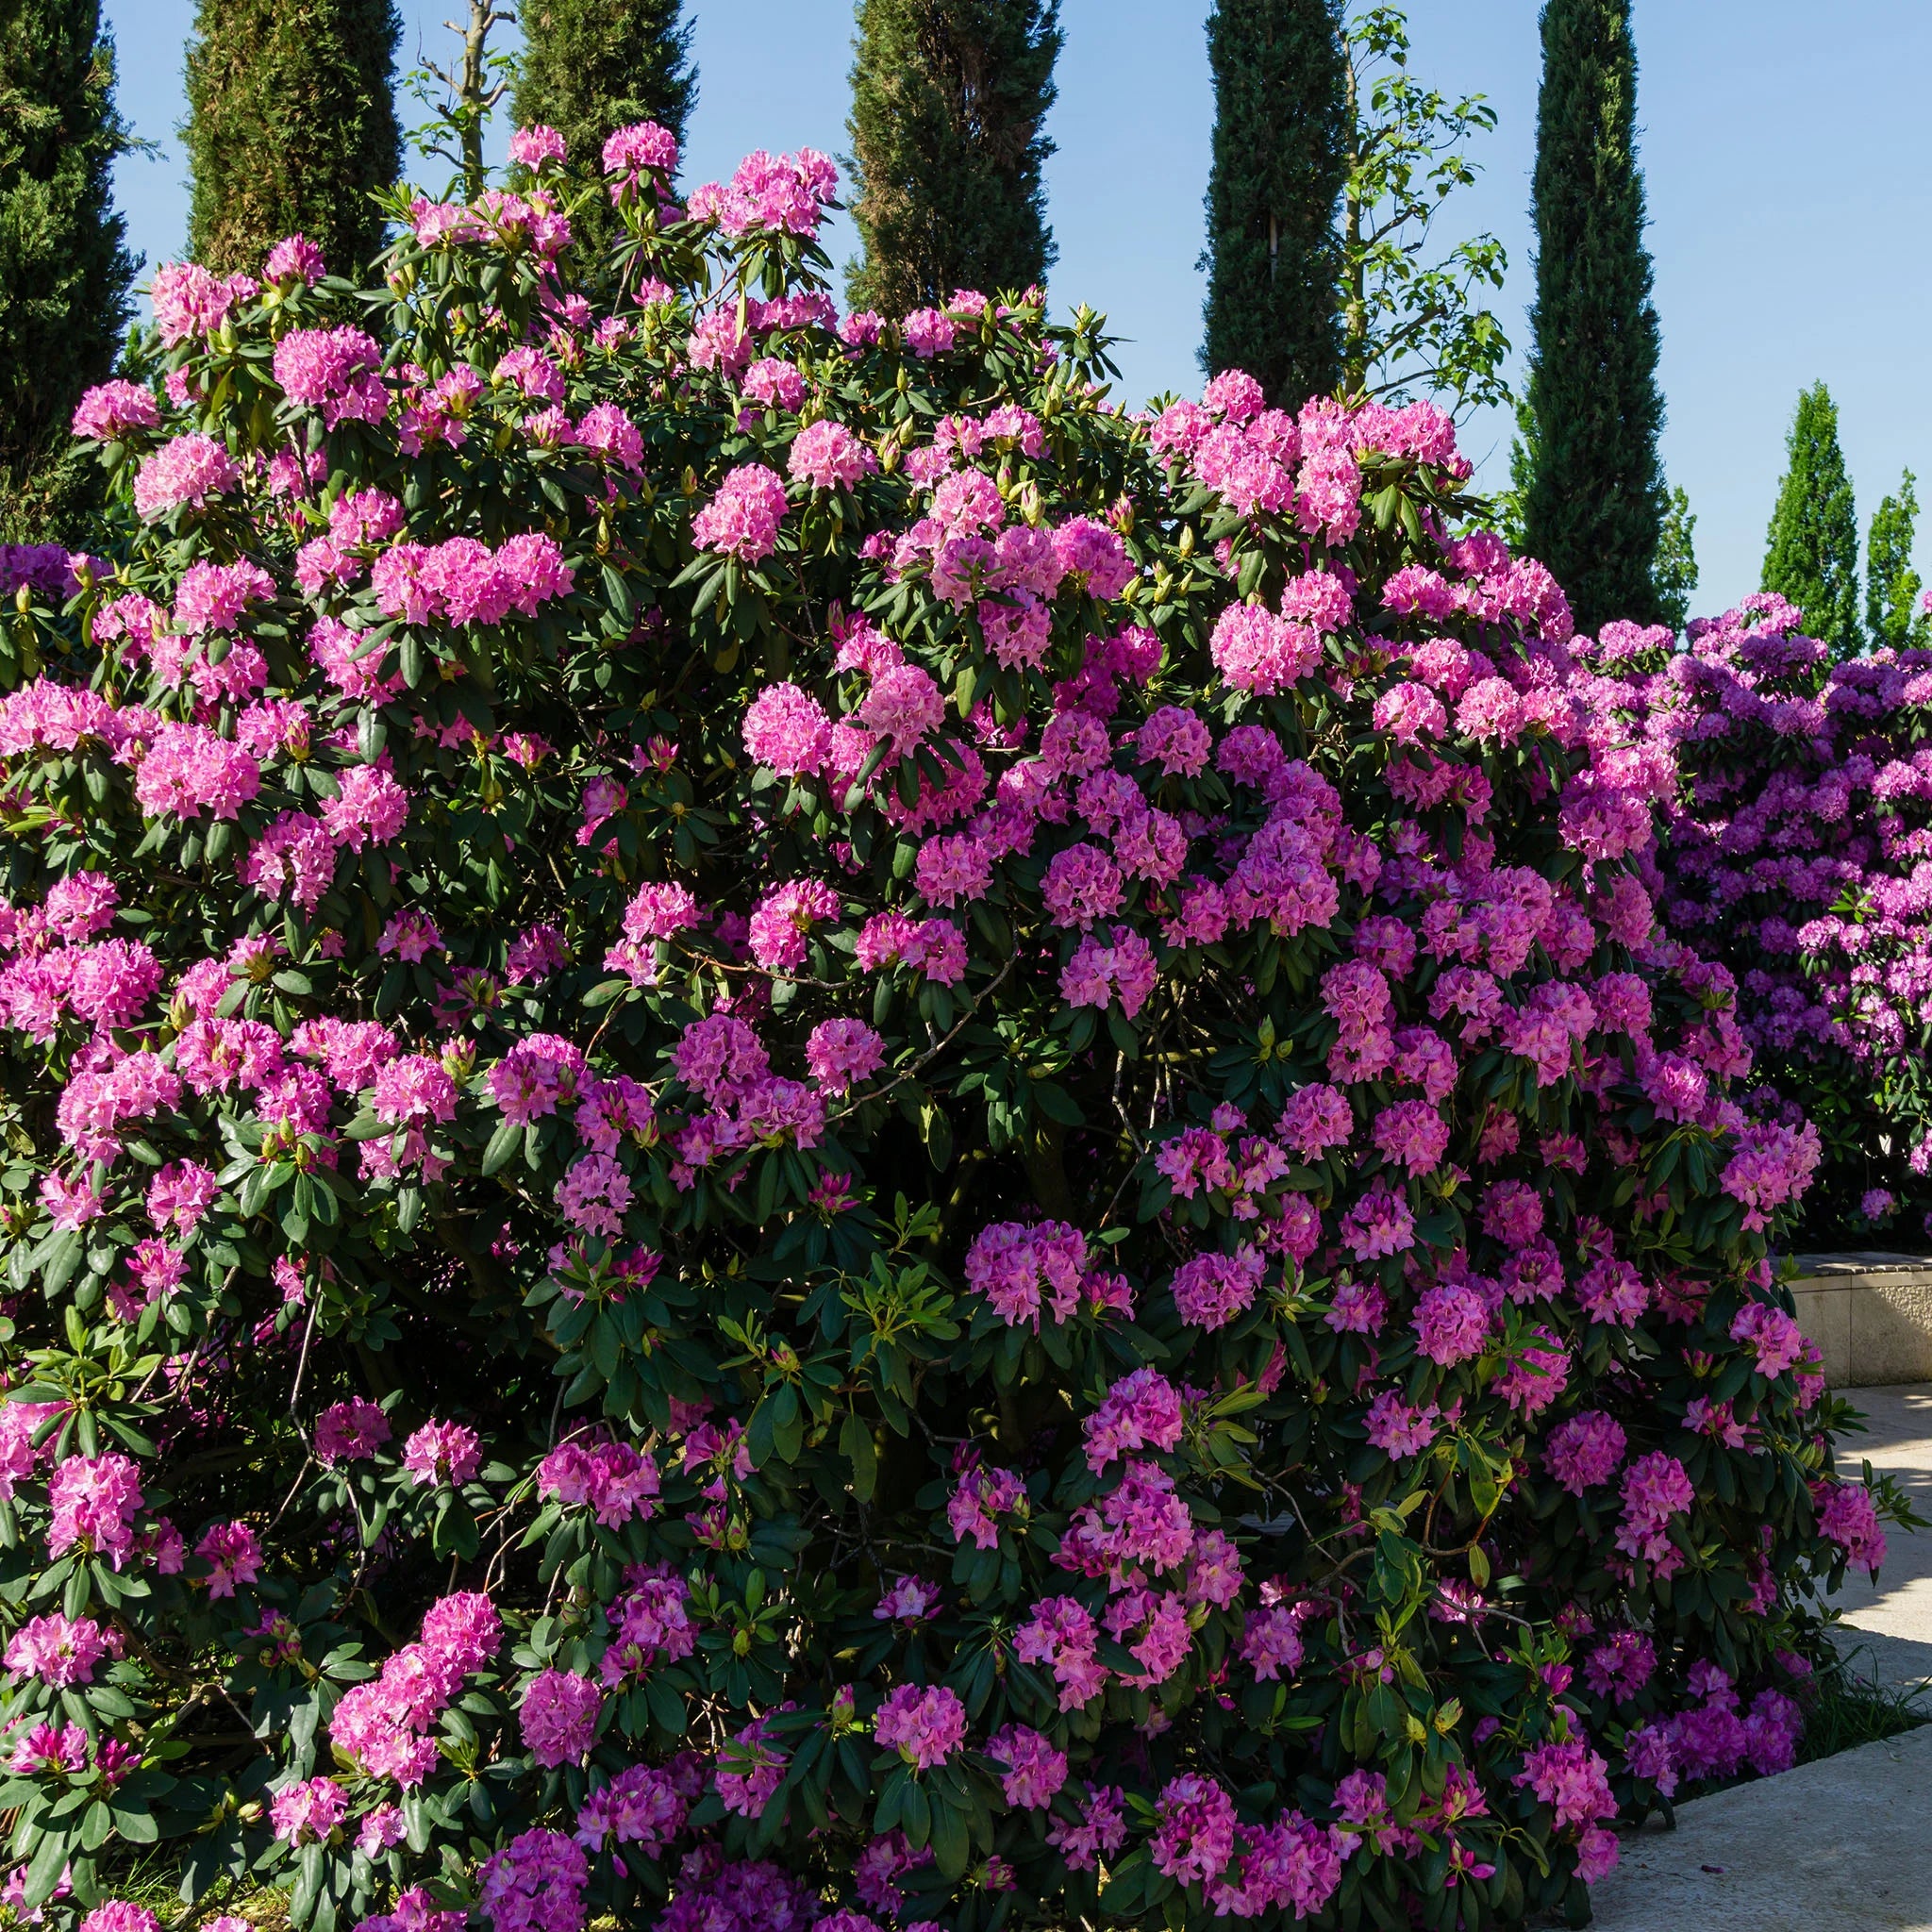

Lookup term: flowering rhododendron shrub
[0,128,1892,1932]
[1581,597,1932,1241]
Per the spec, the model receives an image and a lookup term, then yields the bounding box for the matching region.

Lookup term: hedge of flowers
[1583,599,1932,1242]
[0,127,1891,1932]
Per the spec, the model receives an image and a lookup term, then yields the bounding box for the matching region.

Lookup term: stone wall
[1790,1254,1932,1388]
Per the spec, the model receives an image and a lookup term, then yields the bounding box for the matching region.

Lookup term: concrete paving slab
[1832,1383,1932,1689]
[1583,1722,1932,1930]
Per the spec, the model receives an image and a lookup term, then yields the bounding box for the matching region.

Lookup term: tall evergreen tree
[0,0,137,539]
[1866,468,1928,653]
[846,0,1061,315]
[1198,0,1346,408]
[1761,381,1860,655]
[183,0,402,276]
[1520,0,1667,633]
[514,0,694,251]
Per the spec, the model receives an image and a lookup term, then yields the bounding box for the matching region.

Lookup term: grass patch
[1798,1656,1930,1764]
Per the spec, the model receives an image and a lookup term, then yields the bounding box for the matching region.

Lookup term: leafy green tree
[183,0,402,275]
[1338,6,1510,419]
[0,0,136,539]
[403,1,516,205]
[846,0,1061,314]
[1519,0,1666,633]
[1866,469,1928,652]
[1761,381,1860,655]
[514,0,695,251]
[1654,482,1698,633]
[1198,0,1347,408]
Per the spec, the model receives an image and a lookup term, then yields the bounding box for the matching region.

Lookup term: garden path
[1826,1381,1932,1690]
[1580,1382,1932,1929]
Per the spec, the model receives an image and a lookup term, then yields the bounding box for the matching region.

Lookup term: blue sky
[103,0,1932,617]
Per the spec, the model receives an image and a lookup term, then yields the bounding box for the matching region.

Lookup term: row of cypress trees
[1760,383,1927,655]
[180,0,696,274]
[0,0,695,532]
[1194,0,1670,635]
[0,0,1919,651]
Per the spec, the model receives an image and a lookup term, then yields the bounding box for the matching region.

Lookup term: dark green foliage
[1761,381,1860,656]
[1654,482,1698,633]
[1199,0,1346,408]
[1520,0,1667,633]
[0,0,136,540]
[183,0,402,275]
[1866,468,1927,653]
[513,0,695,253]
[846,0,1061,314]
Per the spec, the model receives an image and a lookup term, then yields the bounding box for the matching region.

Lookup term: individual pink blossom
[1730,1301,1807,1377]
[692,463,789,561]
[715,1715,788,1817]
[72,381,158,441]
[1615,1451,1694,1568]
[1515,1740,1615,1830]
[401,1422,480,1489]
[1170,1246,1264,1329]
[264,232,325,282]
[1083,1368,1185,1471]
[509,124,568,170]
[196,1520,263,1597]
[4,1612,109,1688]
[790,419,876,489]
[874,1575,941,1624]
[519,1668,602,1767]
[1544,1411,1626,1494]
[874,1683,967,1769]
[1363,1391,1439,1460]
[1150,1773,1238,1884]
[806,1017,887,1093]
[986,1724,1067,1807]
[946,1462,1027,1549]
[1817,1479,1888,1575]
[272,1776,347,1845]
[47,1454,143,1566]
[316,1398,391,1466]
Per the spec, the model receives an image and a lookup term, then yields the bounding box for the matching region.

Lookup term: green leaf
[480,1117,524,1176]
[840,1410,877,1503]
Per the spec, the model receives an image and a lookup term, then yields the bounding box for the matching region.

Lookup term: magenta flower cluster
[0,119,1885,1932]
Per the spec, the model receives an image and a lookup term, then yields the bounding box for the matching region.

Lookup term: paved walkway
[1825,1382,1932,1691]
[1585,1382,1932,1930]
[1582,1724,1932,1930]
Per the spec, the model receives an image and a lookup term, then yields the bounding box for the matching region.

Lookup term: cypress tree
[1520,0,1667,633]
[1198,0,1346,408]
[846,0,1061,315]
[1761,382,1860,655]
[183,0,402,276]
[514,0,695,251]
[1866,469,1927,653]
[0,0,137,539]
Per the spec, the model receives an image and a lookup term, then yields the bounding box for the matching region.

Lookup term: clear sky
[102,0,1932,619]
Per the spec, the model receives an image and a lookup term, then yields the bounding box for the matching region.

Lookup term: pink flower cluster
[372,532,574,627]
